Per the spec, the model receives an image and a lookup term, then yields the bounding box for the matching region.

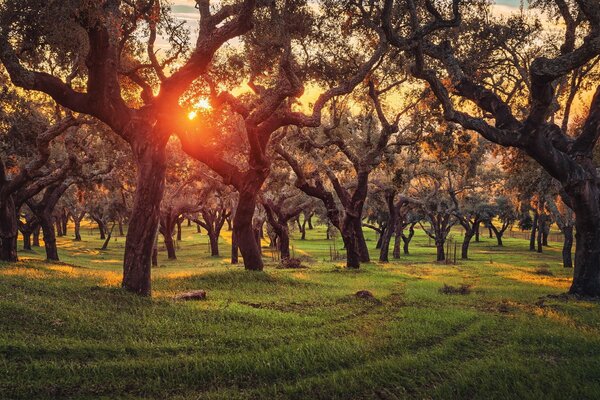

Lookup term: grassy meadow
[1,222,600,399]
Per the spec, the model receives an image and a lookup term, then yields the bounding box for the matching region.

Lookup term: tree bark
[354,218,370,262]
[392,232,401,259]
[231,228,238,264]
[101,223,115,251]
[379,191,397,263]
[402,224,415,255]
[530,213,538,251]
[537,215,544,253]
[0,195,18,261]
[74,219,82,241]
[569,184,600,296]
[122,140,167,296]
[32,226,40,247]
[462,232,475,259]
[23,232,32,251]
[176,219,182,241]
[40,215,59,261]
[436,240,445,262]
[209,233,220,256]
[233,188,263,271]
[562,225,574,269]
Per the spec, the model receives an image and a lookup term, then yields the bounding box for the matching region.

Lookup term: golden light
[195,97,211,110]
[187,97,211,120]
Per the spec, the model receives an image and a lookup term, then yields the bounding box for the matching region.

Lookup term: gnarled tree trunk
[122,139,167,296]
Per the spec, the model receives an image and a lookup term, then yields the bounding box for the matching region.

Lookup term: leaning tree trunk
[40,215,59,261]
[122,140,167,296]
[490,224,504,246]
[461,231,475,260]
[0,195,18,262]
[234,187,264,271]
[163,231,176,260]
[562,225,574,269]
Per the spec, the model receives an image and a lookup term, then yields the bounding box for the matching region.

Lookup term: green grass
[1,223,600,399]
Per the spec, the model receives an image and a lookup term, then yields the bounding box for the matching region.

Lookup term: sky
[168,1,526,29]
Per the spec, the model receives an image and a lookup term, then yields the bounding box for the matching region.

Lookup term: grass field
[1,222,600,399]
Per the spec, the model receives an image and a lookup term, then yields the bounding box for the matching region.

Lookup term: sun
[187,97,212,120]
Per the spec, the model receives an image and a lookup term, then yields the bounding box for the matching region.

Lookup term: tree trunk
[231,228,239,264]
[436,240,445,262]
[98,221,106,240]
[402,225,415,255]
[163,232,176,260]
[307,215,313,229]
[176,219,182,241]
[542,221,550,246]
[375,229,384,250]
[568,184,600,296]
[475,224,480,242]
[530,213,538,251]
[234,188,263,271]
[56,220,64,237]
[61,214,68,236]
[537,216,543,253]
[379,224,395,263]
[0,195,18,262]
[74,219,82,241]
[118,218,124,236]
[462,231,474,259]
[562,225,574,269]
[279,228,291,259]
[300,219,307,240]
[32,226,40,247]
[23,232,31,250]
[489,223,504,246]
[353,218,370,263]
[122,141,167,296]
[393,232,401,259]
[209,233,219,256]
[342,230,360,269]
[101,223,115,251]
[40,216,59,261]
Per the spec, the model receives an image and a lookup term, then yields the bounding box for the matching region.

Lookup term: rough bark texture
[122,139,167,296]
[563,225,574,269]
[234,186,264,271]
